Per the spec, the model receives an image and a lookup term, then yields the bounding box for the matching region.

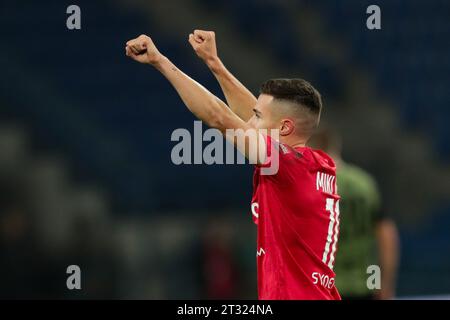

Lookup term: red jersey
[251,136,341,300]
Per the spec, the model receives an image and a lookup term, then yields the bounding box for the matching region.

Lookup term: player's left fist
[188,30,218,64]
[125,34,163,65]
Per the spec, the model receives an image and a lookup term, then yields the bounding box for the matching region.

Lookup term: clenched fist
[188,30,218,64]
[125,34,163,65]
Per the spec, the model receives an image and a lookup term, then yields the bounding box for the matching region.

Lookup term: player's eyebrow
[253,108,262,116]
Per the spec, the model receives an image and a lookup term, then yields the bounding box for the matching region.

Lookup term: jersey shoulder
[261,137,337,176]
[310,148,337,168]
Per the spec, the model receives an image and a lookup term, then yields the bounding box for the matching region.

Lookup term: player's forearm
[126,34,258,159]
[376,219,400,299]
[207,57,257,122]
[154,56,235,130]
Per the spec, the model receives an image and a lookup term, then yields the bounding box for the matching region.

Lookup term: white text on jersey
[256,248,266,257]
[316,172,336,194]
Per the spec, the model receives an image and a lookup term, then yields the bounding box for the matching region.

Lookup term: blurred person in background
[310,127,400,300]
[197,217,240,299]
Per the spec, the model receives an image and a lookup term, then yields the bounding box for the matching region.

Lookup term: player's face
[248,94,279,130]
[248,94,297,138]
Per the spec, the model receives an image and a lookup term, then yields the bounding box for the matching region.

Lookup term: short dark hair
[260,78,323,127]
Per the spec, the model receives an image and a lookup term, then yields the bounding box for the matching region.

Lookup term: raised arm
[188,30,257,122]
[125,34,266,164]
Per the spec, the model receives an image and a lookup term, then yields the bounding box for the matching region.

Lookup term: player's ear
[279,119,295,136]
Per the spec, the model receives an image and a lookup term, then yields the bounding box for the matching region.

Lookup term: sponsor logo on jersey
[312,272,335,289]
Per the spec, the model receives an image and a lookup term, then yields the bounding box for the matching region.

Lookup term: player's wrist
[206,56,223,73]
[150,54,167,68]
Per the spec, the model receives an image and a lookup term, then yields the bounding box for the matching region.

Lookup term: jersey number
[322,198,340,269]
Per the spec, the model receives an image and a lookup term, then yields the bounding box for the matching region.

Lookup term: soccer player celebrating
[125,31,341,300]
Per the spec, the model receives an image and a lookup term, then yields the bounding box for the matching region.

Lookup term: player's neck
[291,142,306,148]
[280,135,307,149]
[290,137,307,149]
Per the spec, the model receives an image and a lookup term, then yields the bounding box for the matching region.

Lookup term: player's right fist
[125,34,162,65]
[188,30,218,64]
